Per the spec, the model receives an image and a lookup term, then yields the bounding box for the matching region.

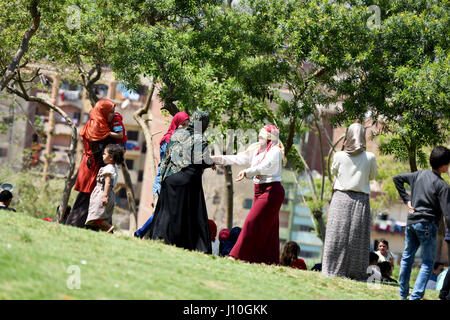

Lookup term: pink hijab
[160,111,190,145]
[256,124,282,163]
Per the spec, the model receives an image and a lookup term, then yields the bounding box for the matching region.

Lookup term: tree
[233,0,371,241]
[112,1,277,228]
[335,0,450,172]
[0,0,83,222]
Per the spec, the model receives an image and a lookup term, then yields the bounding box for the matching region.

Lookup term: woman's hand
[210,155,223,165]
[102,194,108,207]
[236,170,246,182]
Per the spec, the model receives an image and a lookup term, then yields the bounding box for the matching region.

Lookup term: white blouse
[332,151,377,195]
[220,146,282,184]
[101,164,119,188]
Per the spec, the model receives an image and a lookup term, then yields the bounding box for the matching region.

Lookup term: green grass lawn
[0,211,440,300]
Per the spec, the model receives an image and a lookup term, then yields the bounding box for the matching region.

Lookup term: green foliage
[335,0,450,171]
[0,164,76,220]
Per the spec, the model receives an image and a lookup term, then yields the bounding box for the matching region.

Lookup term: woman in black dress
[149,111,215,254]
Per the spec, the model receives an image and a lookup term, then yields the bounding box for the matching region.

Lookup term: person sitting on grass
[367,251,382,280]
[426,262,445,290]
[220,227,241,257]
[0,190,16,212]
[85,144,124,233]
[209,219,220,256]
[369,251,379,266]
[280,241,307,270]
[375,239,394,265]
[378,261,398,284]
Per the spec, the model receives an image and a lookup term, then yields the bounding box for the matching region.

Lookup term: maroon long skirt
[229,181,285,265]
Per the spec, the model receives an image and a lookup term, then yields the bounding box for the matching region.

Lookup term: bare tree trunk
[42,75,59,181]
[77,61,101,108]
[0,0,40,91]
[133,80,157,230]
[408,145,418,172]
[224,165,234,229]
[121,162,138,233]
[312,210,326,243]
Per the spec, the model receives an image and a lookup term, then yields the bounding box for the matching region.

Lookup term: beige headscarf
[343,123,366,155]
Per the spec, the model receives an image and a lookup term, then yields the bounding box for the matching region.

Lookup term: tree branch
[0,0,40,91]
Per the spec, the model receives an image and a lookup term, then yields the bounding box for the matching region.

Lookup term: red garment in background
[291,258,307,270]
[229,182,285,265]
[74,138,100,193]
[159,111,190,146]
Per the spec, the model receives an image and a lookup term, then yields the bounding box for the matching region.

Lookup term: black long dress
[148,164,212,254]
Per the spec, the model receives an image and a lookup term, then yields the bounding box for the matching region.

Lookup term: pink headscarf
[256,124,283,163]
[160,111,190,145]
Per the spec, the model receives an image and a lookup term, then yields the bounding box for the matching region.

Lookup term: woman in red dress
[65,99,116,228]
[211,125,285,265]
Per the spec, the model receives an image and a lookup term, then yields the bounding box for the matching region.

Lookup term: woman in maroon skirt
[211,125,285,265]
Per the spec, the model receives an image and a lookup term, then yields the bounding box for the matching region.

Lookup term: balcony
[44,122,73,136]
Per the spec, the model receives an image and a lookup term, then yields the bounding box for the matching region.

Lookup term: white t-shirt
[220,146,282,184]
[332,151,377,195]
[102,164,119,188]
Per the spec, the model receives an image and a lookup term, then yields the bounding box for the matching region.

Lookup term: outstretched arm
[211,151,253,166]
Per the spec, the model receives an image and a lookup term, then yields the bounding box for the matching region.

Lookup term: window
[93,84,108,99]
[243,198,253,209]
[125,159,134,170]
[0,148,7,157]
[298,225,314,232]
[127,130,139,141]
[73,112,81,121]
[138,170,143,182]
[141,142,147,154]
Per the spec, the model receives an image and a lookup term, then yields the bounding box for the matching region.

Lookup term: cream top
[332,151,377,195]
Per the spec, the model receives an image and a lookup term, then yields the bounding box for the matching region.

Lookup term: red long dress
[229,182,285,265]
[74,138,100,194]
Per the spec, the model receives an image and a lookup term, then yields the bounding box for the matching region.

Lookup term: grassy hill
[0,211,440,300]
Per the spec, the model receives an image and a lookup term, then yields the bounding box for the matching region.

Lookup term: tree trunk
[224,165,234,229]
[42,75,59,181]
[121,162,138,233]
[133,80,157,228]
[312,210,326,243]
[408,144,418,172]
